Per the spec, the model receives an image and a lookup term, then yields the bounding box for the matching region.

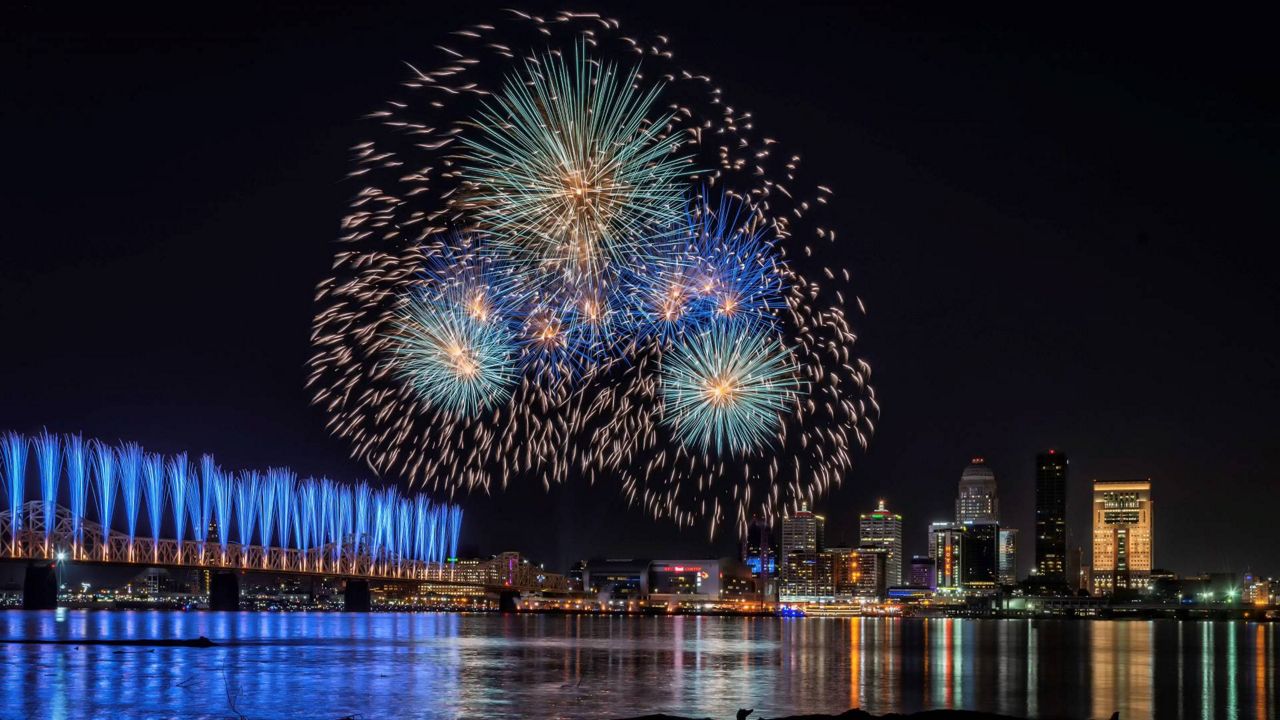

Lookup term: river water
[0,610,1274,719]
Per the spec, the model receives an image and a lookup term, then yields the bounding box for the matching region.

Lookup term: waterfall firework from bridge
[0,430,463,579]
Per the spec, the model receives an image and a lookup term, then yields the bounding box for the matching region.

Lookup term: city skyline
[3,3,1277,577]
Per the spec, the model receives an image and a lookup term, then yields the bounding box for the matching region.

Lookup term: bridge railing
[0,502,458,582]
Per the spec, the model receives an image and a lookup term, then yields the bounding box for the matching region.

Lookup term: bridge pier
[344,579,371,612]
[498,590,520,613]
[23,563,58,610]
[209,571,240,611]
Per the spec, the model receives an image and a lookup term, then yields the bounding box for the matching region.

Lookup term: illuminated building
[741,514,776,581]
[1091,479,1153,594]
[582,558,650,602]
[1035,450,1068,583]
[909,555,937,590]
[781,504,824,561]
[780,505,824,600]
[647,559,755,607]
[957,458,999,523]
[1242,575,1274,607]
[826,546,886,600]
[858,499,903,585]
[998,528,1019,585]
[929,522,965,590]
[779,551,827,602]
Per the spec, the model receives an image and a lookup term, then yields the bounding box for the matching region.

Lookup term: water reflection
[0,611,1273,719]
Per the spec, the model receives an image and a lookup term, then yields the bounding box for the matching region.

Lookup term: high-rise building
[998,528,1019,585]
[1035,450,1068,583]
[962,521,1000,589]
[929,522,965,591]
[741,514,776,579]
[780,506,824,601]
[858,499,903,586]
[1091,480,1154,594]
[781,504,823,563]
[957,457,999,523]
[909,555,937,590]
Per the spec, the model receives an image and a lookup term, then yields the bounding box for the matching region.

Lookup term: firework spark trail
[34,431,60,548]
[66,435,89,551]
[2,432,28,541]
[92,440,118,557]
[234,470,260,550]
[308,10,879,534]
[142,454,166,555]
[118,443,142,555]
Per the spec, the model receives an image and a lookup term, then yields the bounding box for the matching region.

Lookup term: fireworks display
[0,430,463,569]
[308,10,878,536]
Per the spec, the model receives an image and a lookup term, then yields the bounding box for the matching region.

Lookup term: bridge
[0,430,566,610]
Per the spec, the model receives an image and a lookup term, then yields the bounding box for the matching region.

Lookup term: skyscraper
[1035,450,1068,583]
[780,505,824,600]
[929,522,965,591]
[781,504,823,562]
[956,457,999,523]
[961,521,1000,589]
[741,514,775,578]
[998,528,1019,585]
[859,499,903,586]
[1091,480,1154,594]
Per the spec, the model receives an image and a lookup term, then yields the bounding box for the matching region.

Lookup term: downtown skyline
[3,2,1277,576]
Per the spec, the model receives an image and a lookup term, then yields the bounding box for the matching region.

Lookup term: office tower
[859,499,903,586]
[930,522,965,590]
[957,457,999,523]
[781,504,823,564]
[909,555,937,590]
[1091,480,1154,594]
[741,514,776,579]
[1035,450,1068,582]
[961,521,1000,589]
[780,505,824,601]
[998,528,1019,585]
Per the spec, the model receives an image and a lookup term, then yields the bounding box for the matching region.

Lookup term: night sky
[5,3,1277,577]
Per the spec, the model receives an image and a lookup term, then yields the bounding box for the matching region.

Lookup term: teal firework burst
[390,295,519,417]
[459,45,692,291]
[660,324,805,456]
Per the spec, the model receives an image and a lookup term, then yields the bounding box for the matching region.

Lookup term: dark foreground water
[0,610,1275,720]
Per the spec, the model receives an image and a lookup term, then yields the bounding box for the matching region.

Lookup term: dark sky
[4,2,1277,577]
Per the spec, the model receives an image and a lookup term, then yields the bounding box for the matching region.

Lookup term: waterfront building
[957,457,999,523]
[1035,450,1068,582]
[781,504,824,563]
[962,521,1000,589]
[1091,480,1154,594]
[582,558,651,603]
[780,551,829,602]
[648,559,755,608]
[909,555,937,590]
[929,522,965,591]
[998,528,1019,585]
[858,499,903,586]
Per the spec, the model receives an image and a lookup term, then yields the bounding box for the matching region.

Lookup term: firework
[308,11,879,534]
[459,44,691,294]
[2,432,27,541]
[92,440,117,557]
[390,294,519,417]
[660,324,803,455]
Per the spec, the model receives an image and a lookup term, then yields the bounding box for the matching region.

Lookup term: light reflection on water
[0,611,1274,719]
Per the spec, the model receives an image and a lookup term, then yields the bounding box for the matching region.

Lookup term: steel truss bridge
[1,502,560,592]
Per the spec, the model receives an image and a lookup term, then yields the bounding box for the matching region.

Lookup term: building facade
[1091,480,1154,594]
[1035,450,1068,583]
[858,499,903,586]
[930,522,965,591]
[961,521,1000,589]
[957,457,999,523]
[909,555,938,590]
[998,528,1019,585]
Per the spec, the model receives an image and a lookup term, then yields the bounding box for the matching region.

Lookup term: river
[0,610,1274,719]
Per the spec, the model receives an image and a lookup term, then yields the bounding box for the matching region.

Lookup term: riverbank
[623,711,1109,720]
